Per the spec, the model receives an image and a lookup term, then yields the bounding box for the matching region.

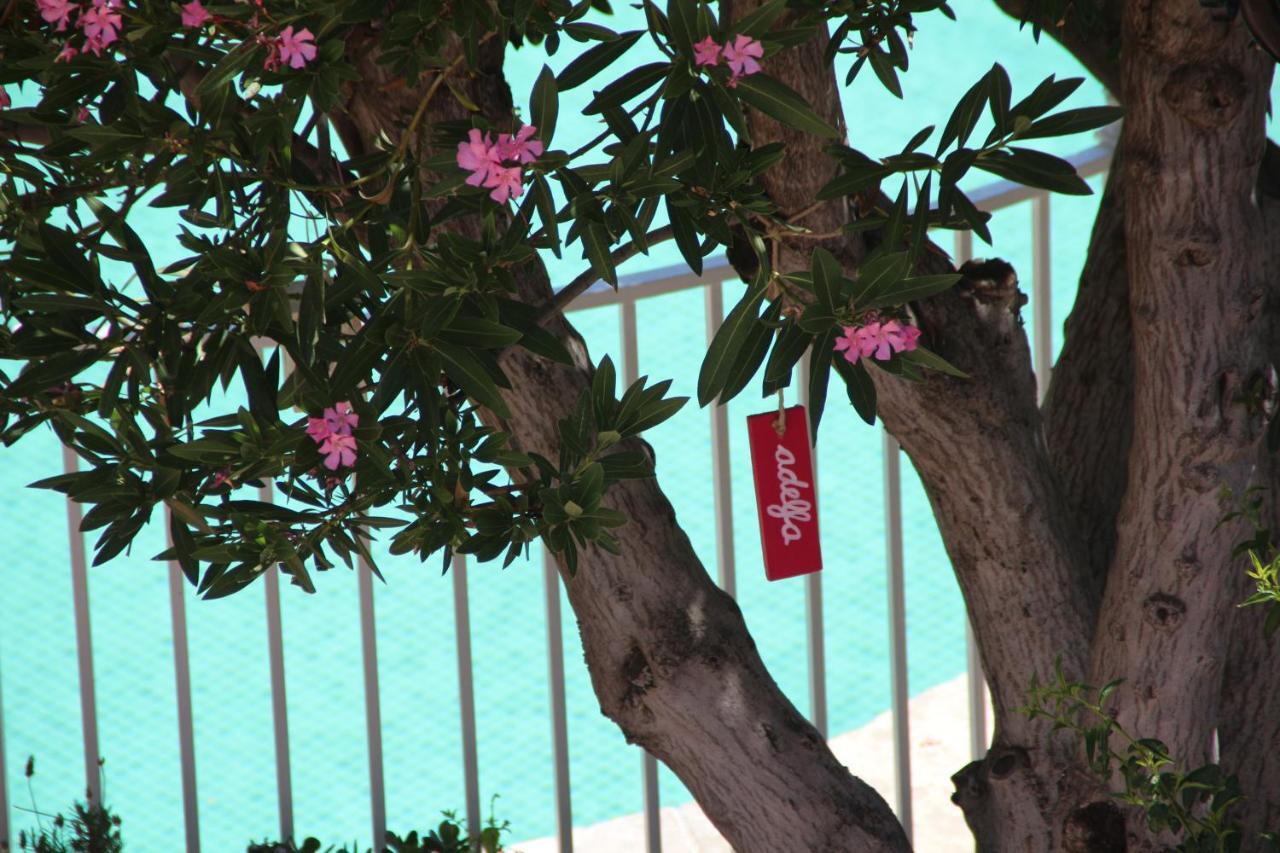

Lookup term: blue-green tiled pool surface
[8,5,1276,850]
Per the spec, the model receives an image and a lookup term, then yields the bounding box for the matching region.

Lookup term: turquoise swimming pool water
[4,6,1271,851]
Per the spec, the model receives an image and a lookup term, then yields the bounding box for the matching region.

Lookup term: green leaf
[807,331,835,440]
[666,0,698,55]
[869,48,903,99]
[530,64,559,144]
[851,251,911,307]
[666,199,703,274]
[810,247,842,311]
[901,346,969,379]
[833,357,876,425]
[986,63,1012,141]
[936,72,989,155]
[860,273,961,311]
[698,281,768,406]
[974,148,1092,196]
[626,395,688,434]
[733,74,839,139]
[583,62,670,114]
[435,341,511,418]
[719,299,781,404]
[557,30,644,91]
[196,42,258,100]
[440,316,523,349]
[581,222,617,286]
[734,0,788,38]
[1019,106,1125,141]
[763,321,811,394]
[600,450,654,482]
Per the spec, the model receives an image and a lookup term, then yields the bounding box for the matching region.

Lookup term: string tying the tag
[773,389,786,436]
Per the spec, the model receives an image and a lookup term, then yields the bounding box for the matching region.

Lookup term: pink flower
[210,469,232,489]
[833,326,862,363]
[306,403,359,469]
[834,320,922,364]
[319,432,357,471]
[723,34,763,82]
[180,0,210,28]
[74,106,90,122]
[457,128,500,187]
[55,42,77,62]
[483,165,524,203]
[0,88,9,110]
[882,320,921,354]
[324,401,359,434]
[495,124,543,165]
[306,402,358,442]
[81,30,118,55]
[276,26,317,69]
[79,3,122,40]
[36,0,76,30]
[692,35,721,67]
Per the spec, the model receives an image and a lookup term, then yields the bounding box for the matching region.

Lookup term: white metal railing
[0,144,1112,853]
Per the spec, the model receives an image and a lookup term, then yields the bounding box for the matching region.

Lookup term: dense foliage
[0,0,1119,595]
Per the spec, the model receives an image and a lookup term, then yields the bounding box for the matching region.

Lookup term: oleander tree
[2,0,1278,850]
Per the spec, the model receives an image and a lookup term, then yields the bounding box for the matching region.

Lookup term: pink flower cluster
[306,402,359,471]
[262,25,317,71]
[455,125,544,204]
[692,34,763,87]
[38,0,123,57]
[834,319,921,364]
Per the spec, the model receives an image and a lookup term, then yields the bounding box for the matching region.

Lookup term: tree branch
[1041,145,1131,598]
[535,224,676,324]
[332,26,911,852]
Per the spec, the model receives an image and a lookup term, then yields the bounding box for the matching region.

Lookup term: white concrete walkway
[514,675,990,852]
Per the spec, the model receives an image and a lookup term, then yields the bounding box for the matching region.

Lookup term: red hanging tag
[746,405,823,581]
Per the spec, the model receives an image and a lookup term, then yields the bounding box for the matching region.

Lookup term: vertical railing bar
[642,755,660,853]
[883,432,912,840]
[452,555,482,846]
[1032,194,1053,402]
[358,547,387,850]
[542,550,573,853]
[799,352,828,738]
[621,299,661,853]
[259,485,294,844]
[0,646,10,852]
[955,229,974,267]
[966,621,987,761]
[62,447,101,806]
[165,515,200,853]
[705,280,737,598]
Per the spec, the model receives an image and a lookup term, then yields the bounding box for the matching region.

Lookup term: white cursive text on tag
[765,445,811,545]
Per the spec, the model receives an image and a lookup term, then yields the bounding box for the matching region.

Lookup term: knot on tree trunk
[957,258,1025,311]
[1160,61,1247,129]
[1063,801,1127,853]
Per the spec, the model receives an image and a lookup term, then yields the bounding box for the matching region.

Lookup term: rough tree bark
[321,1,1279,849]
[723,0,1276,849]
[1089,0,1272,772]
[329,24,911,853]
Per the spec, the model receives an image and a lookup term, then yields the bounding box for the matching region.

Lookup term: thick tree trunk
[323,2,1280,848]
[1089,0,1272,774]
[332,27,911,853]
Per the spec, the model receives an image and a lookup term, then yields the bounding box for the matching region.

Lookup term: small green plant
[1023,662,1279,853]
[1217,485,1280,638]
[248,799,513,853]
[15,756,122,853]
